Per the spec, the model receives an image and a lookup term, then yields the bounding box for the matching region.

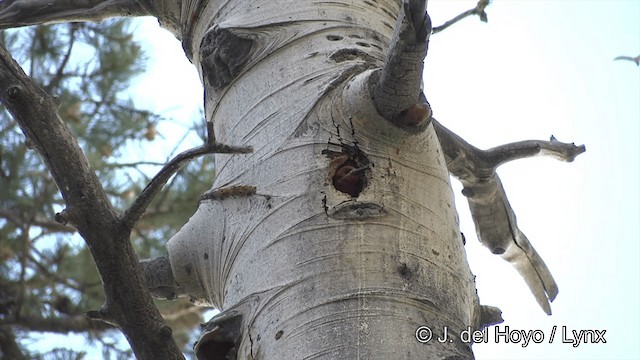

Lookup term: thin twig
[45,23,77,92]
[120,129,252,229]
[432,0,491,34]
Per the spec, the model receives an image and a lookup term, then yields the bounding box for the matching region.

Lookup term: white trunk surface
[166,0,481,358]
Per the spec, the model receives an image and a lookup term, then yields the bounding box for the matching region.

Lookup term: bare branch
[0,0,147,30]
[432,0,491,34]
[371,0,432,131]
[613,55,640,66]
[486,135,586,167]
[104,160,166,168]
[432,119,585,315]
[44,23,78,92]
[121,122,252,229]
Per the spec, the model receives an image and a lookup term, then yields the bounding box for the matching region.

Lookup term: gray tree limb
[433,119,585,315]
[432,0,491,34]
[371,0,432,131]
[0,0,146,30]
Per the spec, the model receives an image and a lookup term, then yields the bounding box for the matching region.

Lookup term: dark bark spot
[431,249,440,256]
[491,247,505,255]
[326,35,343,41]
[185,264,192,276]
[355,42,370,48]
[329,48,377,64]
[200,28,254,90]
[6,86,20,100]
[398,263,412,280]
[160,325,173,339]
[204,253,209,260]
[275,330,283,340]
[381,7,395,18]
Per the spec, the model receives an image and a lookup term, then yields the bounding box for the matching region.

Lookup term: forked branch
[121,122,252,229]
[433,119,585,315]
[432,0,491,34]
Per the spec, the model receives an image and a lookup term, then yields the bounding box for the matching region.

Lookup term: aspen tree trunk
[2,0,523,358]
[164,0,484,358]
[0,0,586,358]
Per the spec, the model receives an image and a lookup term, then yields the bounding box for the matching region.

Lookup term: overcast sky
[28,1,640,358]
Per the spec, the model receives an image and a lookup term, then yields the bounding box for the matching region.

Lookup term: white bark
[0,0,589,358]
[165,0,484,357]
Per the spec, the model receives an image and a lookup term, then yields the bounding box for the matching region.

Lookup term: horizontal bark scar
[200,185,257,202]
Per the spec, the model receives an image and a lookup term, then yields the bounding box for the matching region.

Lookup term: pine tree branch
[432,0,491,34]
[0,39,184,360]
[44,23,78,92]
[371,0,432,131]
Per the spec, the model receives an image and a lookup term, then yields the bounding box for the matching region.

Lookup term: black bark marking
[326,34,343,41]
[200,28,254,90]
[491,247,505,255]
[398,263,412,280]
[200,185,256,203]
[329,48,377,64]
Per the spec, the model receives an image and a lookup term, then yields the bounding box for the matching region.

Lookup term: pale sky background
[26,0,640,359]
